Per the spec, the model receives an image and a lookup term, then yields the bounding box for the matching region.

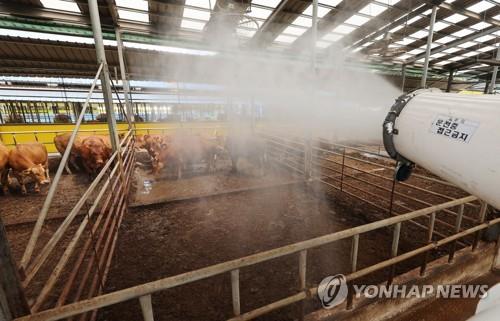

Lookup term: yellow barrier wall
[0,122,227,153]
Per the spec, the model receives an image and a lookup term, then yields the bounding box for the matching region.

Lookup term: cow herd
[136,132,269,178]
[0,130,269,195]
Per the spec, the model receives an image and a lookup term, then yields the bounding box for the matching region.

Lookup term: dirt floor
[100,182,433,321]
[131,157,301,206]
[0,171,98,310]
[1,173,91,226]
[0,140,484,320]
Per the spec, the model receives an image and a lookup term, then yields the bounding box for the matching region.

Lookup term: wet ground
[0,172,97,310]
[132,158,299,206]
[1,174,90,226]
[0,144,482,320]
[100,182,432,321]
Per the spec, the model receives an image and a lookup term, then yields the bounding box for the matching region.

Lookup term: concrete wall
[307,242,498,321]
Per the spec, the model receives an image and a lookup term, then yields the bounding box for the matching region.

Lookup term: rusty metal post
[346,234,359,310]
[230,269,240,316]
[340,147,346,191]
[304,138,312,181]
[388,176,397,216]
[139,295,154,321]
[449,204,465,263]
[420,211,436,276]
[473,202,488,251]
[388,222,402,285]
[298,250,307,321]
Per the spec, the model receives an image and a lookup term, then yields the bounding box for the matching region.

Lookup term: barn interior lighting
[274,35,298,44]
[116,0,149,22]
[466,1,495,13]
[282,25,308,37]
[359,3,387,17]
[444,13,467,24]
[291,16,312,28]
[180,20,206,31]
[303,4,330,18]
[320,0,343,7]
[344,14,370,26]
[185,0,216,10]
[40,0,80,13]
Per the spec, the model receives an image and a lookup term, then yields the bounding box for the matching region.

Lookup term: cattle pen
[2,1,500,321]
[2,116,499,321]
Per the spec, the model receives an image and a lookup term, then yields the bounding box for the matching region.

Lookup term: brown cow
[137,134,172,169]
[54,133,83,172]
[0,141,10,193]
[54,133,122,175]
[150,143,183,178]
[150,134,220,178]
[225,133,268,176]
[8,142,50,194]
[77,136,112,176]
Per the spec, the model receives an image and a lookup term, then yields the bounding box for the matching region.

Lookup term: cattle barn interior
[1,1,500,321]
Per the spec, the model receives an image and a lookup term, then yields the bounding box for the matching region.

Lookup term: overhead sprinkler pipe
[383,89,500,209]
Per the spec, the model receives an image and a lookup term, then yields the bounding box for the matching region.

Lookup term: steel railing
[13,194,498,321]
[0,126,227,153]
[8,63,136,319]
[4,125,492,321]
[12,131,495,321]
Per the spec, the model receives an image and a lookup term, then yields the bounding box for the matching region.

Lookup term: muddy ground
[132,157,301,206]
[0,144,479,319]
[100,182,438,321]
[0,172,95,310]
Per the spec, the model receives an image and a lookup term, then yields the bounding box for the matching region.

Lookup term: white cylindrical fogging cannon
[383,89,500,209]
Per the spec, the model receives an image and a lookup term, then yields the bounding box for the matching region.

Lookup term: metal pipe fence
[19,130,135,314]
[0,125,227,154]
[11,130,494,321]
[6,62,136,316]
[14,195,498,321]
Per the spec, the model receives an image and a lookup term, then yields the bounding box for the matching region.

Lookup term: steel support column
[446,69,454,92]
[88,0,120,152]
[311,0,318,71]
[401,64,406,92]
[115,28,134,126]
[421,5,437,88]
[484,80,490,94]
[304,0,318,180]
[488,46,500,94]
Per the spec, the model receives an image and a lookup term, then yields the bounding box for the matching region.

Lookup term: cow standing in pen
[8,142,50,194]
[225,133,268,176]
[54,132,83,172]
[0,141,10,193]
[149,134,221,179]
[54,133,119,178]
[77,136,112,177]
